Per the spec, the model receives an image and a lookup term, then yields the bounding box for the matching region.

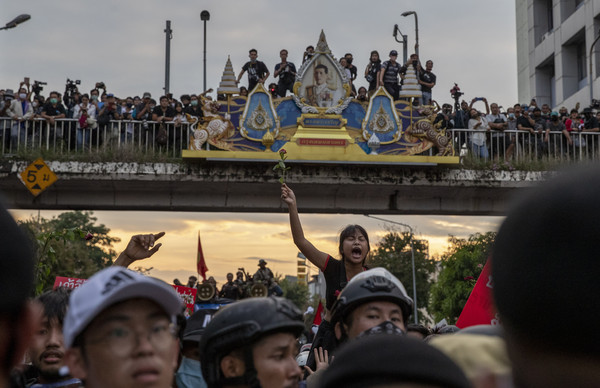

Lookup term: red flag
[197,231,208,281]
[312,301,324,326]
[456,260,498,328]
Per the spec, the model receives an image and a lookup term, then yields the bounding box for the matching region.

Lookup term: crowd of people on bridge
[1,172,599,388]
[2,44,599,161]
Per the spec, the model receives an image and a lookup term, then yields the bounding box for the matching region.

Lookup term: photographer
[268,83,278,99]
[364,50,381,95]
[96,93,121,146]
[120,97,135,144]
[63,79,81,118]
[356,87,369,103]
[434,103,454,131]
[72,93,97,150]
[303,45,315,64]
[273,49,297,98]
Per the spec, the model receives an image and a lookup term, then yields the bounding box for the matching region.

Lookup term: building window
[534,0,554,45]
[561,30,587,98]
[577,40,587,83]
[561,0,584,22]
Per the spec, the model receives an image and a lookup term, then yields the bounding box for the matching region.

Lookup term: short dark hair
[180,94,191,102]
[249,48,257,55]
[280,49,288,55]
[159,95,169,102]
[37,288,71,326]
[315,64,328,74]
[306,45,314,50]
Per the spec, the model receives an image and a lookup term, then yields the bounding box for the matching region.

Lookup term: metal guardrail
[0,118,193,156]
[1,118,598,164]
[450,128,599,163]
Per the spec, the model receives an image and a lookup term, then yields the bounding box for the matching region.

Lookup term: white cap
[63,267,183,348]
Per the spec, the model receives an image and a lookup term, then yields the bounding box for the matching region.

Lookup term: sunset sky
[10,209,503,286]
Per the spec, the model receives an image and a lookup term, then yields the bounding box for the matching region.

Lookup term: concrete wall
[0,161,554,216]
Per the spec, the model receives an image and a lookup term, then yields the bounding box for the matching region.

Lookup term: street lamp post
[200,10,210,93]
[365,215,419,324]
[589,29,600,106]
[0,14,31,31]
[401,11,419,57]
[164,20,173,96]
[392,24,408,65]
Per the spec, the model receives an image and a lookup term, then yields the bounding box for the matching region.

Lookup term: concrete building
[516,0,600,109]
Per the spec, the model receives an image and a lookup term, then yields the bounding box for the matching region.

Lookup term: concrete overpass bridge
[0,159,553,215]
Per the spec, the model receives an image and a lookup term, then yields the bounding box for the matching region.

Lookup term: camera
[450,83,464,100]
[96,82,106,89]
[32,80,47,96]
[412,60,418,67]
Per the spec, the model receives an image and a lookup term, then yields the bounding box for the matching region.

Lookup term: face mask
[50,98,58,104]
[19,93,27,100]
[91,95,98,101]
[33,101,38,108]
[149,105,156,110]
[175,357,207,388]
[191,100,198,106]
[357,320,405,339]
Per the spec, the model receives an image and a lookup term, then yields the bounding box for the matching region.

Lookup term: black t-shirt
[323,256,368,310]
[152,106,176,119]
[275,62,297,84]
[517,115,534,130]
[242,61,269,83]
[347,64,357,81]
[584,116,599,130]
[42,103,66,117]
[184,105,204,118]
[219,282,240,300]
[419,71,436,93]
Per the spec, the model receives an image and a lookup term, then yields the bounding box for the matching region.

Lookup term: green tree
[18,211,120,295]
[280,277,309,311]
[368,229,437,323]
[428,232,496,324]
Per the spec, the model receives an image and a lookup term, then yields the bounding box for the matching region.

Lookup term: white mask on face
[19,93,27,100]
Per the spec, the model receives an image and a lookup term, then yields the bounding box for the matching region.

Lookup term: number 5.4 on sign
[19,158,57,197]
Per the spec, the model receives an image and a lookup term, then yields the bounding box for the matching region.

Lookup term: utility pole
[164,20,173,95]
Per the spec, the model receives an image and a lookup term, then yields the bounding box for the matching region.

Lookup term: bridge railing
[450,128,600,163]
[0,118,193,157]
[1,118,599,165]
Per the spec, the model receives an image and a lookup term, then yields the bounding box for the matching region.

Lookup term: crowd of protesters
[2,165,600,387]
[173,258,283,304]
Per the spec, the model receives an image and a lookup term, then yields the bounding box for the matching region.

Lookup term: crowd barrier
[450,128,600,163]
[1,118,598,164]
[0,118,195,156]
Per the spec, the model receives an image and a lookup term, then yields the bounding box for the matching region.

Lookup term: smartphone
[24,77,30,84]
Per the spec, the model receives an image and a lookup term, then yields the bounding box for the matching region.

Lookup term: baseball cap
[63,266,183,348]
[389,50,398,56]
[143,92,151,99]
[106,93,115,98]
[551,111,559,117]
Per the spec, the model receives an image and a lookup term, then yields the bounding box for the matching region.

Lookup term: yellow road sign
[19,158,57,197]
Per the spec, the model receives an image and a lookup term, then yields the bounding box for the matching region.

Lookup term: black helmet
[199,296,304,388]
[331,268,413,326]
